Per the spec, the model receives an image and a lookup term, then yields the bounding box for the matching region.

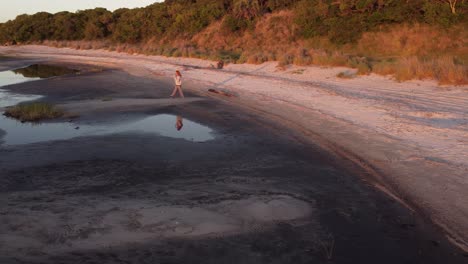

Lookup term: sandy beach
[0,45,467,263]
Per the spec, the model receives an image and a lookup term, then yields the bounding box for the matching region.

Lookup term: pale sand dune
[1,45,467,250]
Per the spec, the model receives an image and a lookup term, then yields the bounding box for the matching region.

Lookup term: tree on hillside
[232,0,266,19]
[166,0,226,37]
[81,8,114,40]
[3,13,54,43]
[112,9,143,43]
[0,0,465,45]
[266,0,300,11]
[52,12,85,40]
[436,0,461,14]
[29,12,54,41]
[0,23,7,44]
[143,3,171,37]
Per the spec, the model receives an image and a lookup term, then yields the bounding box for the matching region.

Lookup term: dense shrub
[266,0,299,11]
[294,0,467,44]
[221,14,250,32]
[0,0,466,84]
[0,0,465,45]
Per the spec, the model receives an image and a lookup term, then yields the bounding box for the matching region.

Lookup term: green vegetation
[4,103,64,122]
[1,0,464,44]
[0,0,466,84]
[295,0,465,44]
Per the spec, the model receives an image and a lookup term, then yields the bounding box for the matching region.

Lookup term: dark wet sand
[0,60,466,263]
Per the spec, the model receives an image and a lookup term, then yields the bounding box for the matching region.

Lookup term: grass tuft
[319,233,335,260]
[4,102,64,122]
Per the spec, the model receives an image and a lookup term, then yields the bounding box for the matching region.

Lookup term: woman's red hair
[176,70,182,77]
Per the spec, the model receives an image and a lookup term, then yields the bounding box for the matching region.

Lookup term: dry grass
[370,56,467,85]
[42,40,111,50]
[356,24,468,59]
[353,24,467,84]
[309,51,348,67]
[40,17,467,85]
[192,10,299,65]
[319,233,335,260]
[4,102,64,122]
[372,60,397,76]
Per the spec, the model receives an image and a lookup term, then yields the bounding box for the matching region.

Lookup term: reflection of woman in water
[170,70,184,98]
[176,115,183,131]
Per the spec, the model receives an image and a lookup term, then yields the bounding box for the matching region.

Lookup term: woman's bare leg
[177,86,184,98]
[170,86,178,97]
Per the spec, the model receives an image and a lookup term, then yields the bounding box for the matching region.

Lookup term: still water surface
[0,70,41,107]
[0,114,214,146]
[0,65,214,145]
[0,64,78,107]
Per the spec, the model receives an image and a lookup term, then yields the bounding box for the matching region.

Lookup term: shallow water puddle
[0,70,41,107]
[0,114,214,146]
[0,90,42,108]
[0,69,40,87]
[0,64,78,107]
[0,65,214,145]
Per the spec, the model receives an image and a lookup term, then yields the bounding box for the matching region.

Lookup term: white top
[174,75,182,86]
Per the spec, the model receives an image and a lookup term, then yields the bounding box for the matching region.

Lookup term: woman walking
[171,70,184,98]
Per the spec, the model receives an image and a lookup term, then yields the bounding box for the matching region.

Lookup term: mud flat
[0,52,467,263]
[5,44,464,251]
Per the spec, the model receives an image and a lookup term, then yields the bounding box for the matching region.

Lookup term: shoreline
[1,45,468,251]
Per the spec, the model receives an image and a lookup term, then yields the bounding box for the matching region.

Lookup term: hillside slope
[0,0,467,84]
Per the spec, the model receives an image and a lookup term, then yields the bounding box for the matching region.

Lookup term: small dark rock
[208,88,235,97]
[217,60,224,69]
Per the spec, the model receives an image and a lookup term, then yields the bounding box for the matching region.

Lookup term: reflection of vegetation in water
[13,64,78,78]
[4,102,64,122]
[0,129,5,145]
